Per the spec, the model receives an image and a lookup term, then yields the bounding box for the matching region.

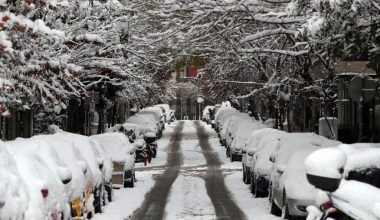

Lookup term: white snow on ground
[181,139,207,167]
[165,175,215,220]
[93,170,158,220]
[225,173,280,220]
[182,120,198,139]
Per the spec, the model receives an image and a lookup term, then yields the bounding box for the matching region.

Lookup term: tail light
[320,200,333,211]
[41,189,49,198]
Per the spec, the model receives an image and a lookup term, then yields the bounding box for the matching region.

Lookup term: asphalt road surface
[131,121,246,220]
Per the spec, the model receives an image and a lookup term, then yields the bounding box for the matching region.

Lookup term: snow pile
[0,142,29,220]
[305,147,347,179]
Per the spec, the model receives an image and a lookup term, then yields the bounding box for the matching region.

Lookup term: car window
[347,168,380,189]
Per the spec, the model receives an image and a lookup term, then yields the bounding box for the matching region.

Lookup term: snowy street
[94,121,281,220]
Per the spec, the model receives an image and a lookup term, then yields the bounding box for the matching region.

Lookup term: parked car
[269,133,341,218]
[219,112,249,147]
[91,133,136,189]
[32,134,93,219]
[227,119,266,162]
[126,114,159,139]
[107,123,144,143]
[242,128,285,196]
[211,104,222,129]
[0,142,29,220]
[306,144,380,220]
[202,105,214,123]
[139,106,165,133]
[6,140,70,220]
[57,133,105,214]
[155,104,171,123]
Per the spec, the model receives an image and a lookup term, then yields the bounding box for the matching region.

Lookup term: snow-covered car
[215,106,238,133]
[227,120,266,162]
[0,141,29,220]
[219,112,249,147]
[155,104,171,123]
[241,128,285,195]
[91,133,136,189]
[57,133,105,214]
[126,114,159,138]
[305,144,380,220]
[139,106,165,132]
[202,105,214,123]
[269,133,341,218]
[6,140,70,220]
[18,138,73,192]
[107,123,144,143]
[34,134,94,219]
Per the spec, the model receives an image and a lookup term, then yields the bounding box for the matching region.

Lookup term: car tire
[243,166,247,182]
[124,175,135,188]
[152,148,157,158]
[254,183,265,198]
[230,152,235,162]
[250,176,256,194]
[226,148,230,158]
[244,170,251,184]
[270,198,282,216]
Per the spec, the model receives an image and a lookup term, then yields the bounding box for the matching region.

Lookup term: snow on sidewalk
[165,175,215,220]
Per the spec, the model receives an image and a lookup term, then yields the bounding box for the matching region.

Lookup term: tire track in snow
[195,121,247,220]
[131,121,184,220]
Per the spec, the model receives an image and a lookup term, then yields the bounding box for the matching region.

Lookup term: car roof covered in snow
[275,132,341,165]
[53,133,104,186]
[32,134,89,200]
[91,133,134,162]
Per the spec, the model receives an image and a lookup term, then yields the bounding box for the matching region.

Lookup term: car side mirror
[248,148,256,157]
[269,154,276,163]
[277,164,285,174]
[242,149,247,154]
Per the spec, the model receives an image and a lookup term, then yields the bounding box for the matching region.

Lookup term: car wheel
[152,148,157,158]
[250,175,256,195]
[124,175,135,188]
[230,152,235,162]
[226,148,230,158]
[254,183,265,198]
[243,167,247,183]
[244,170,251,184]
[270,198,282,216]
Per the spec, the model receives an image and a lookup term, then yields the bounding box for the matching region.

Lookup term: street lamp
[197,96,204,120]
